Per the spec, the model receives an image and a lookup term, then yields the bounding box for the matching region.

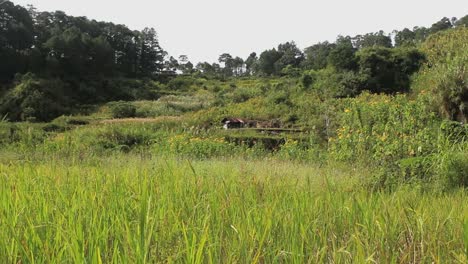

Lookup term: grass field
[1,153,467,263]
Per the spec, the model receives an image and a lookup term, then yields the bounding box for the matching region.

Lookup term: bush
[165,134,246,159]
[109,101,137,118]
[301,72,315,89]
[310,68,365,98]
[0,74,71,121]
[329,93,439,164]
[398,156,435,183]
[167,76,197,91]
[42,123,66,133]
[98,129,153,151]
[439,152,468,189]
[413,27,468,122]
[440,120,467,142]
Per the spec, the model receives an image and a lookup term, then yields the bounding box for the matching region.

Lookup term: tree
[413,26,430,43]
[356,47,425,93]
[274,41,304,74]
[100,23,139,77]
[414,27,468,122]
[218,53,234,78]
[455,15,468,27]
[328,36,357,71]
[137,27,165,77]
[196,62,214,76]
[352,31,392,49]
[430,17,453,34]
[88,36,115,75]
[394,28,416,47]
[245,52,258,75]
[177,55,194,74]
[164,56,179,73]
[0,1,34,81]
[302,41,335,70]
[232,56,244,76]
[257,48,282,76]
[43,26,89,76]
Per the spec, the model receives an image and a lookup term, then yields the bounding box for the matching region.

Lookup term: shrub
[329,93,439,164]
[98,130,150,150]
[42,123,66,133]
[164,134,253,159]
[439,151,468,189]
[167,76,197,91]
[0,122,20,145]
[109,101,137,118]
[230,87,259,103]
[0,74,71,121]
[413,27,468,122]
[310,68,364,98]
[440,120,467,142]
[301,72,315,89]
[66,118,90,126]
[52,115,91,126]
[397,156,435,183]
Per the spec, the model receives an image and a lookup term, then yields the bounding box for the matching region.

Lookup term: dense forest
[0,0,467,122]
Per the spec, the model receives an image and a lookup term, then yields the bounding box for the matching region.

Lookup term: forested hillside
[1,1,467,122]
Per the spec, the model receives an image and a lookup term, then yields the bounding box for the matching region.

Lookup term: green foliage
[230,86,261,103]
[257,48,283,76]
[167,75,199,91]
[109,101,137,119]
[0,74,71,121]
[306,68,365,98]
[0,1,34,81]
[455,15,468,27]
[439,151,468,189]
[165,134,247,159]
[430,17,454,34]
[413,27,468,122]
[42,123,66,133]
[96,127,154,151]
[356,47,425,93]
[329,93,439,164]
[327,91,468,189]
[397,156,434,184]
[97,93,213,119]
[302,42,335,70]
[440,120,467,142]
[328,36,357,71]
[300,71,316,88]
[394,28,417,47]
[0,122,47,148]
[352,31,392,49]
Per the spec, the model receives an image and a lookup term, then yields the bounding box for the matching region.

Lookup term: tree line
[2,0,466,84]
[0,1,165,83]
[183,16,466,79]
[0,1,467,121]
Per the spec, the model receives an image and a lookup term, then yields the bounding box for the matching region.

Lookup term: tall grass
[0,154,466,263]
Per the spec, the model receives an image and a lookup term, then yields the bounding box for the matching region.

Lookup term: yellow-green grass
[0,154,467,263]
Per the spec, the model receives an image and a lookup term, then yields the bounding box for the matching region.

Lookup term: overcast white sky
[11,0,468,63]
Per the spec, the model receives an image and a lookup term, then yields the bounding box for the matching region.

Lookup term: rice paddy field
[1,152,467,263]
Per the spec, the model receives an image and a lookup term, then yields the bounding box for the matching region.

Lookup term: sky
[11,0,468,64]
